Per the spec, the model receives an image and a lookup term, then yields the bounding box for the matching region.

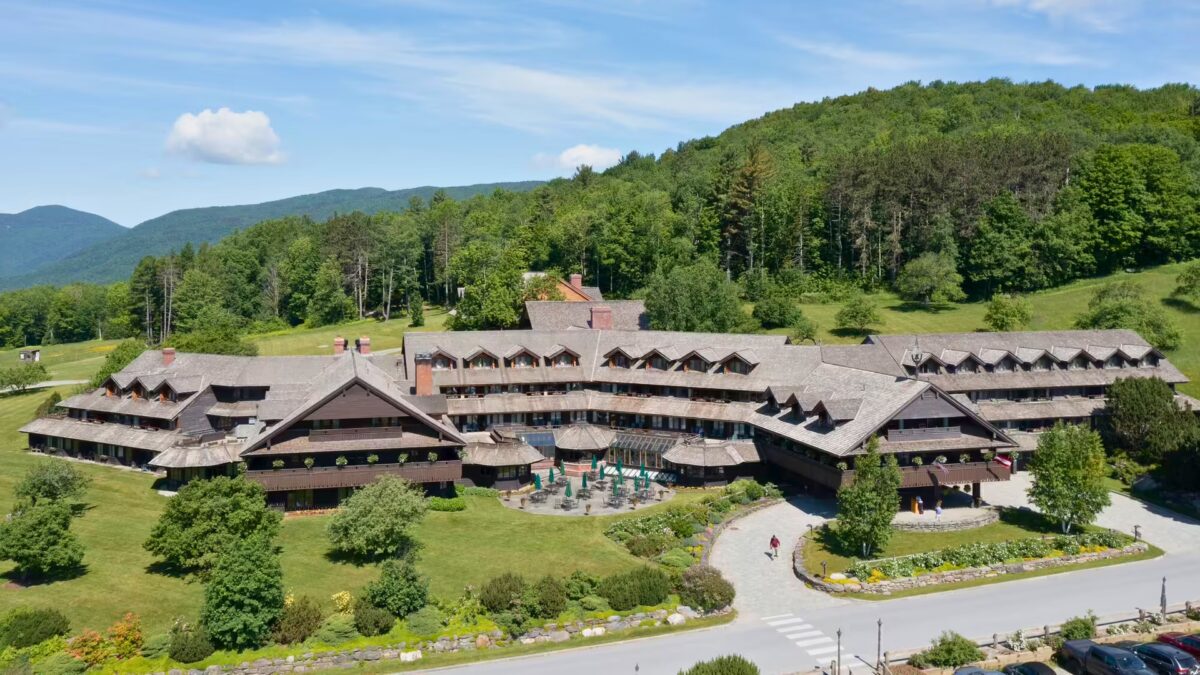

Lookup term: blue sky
[0,0,1196,226]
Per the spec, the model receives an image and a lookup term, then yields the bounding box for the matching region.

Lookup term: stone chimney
[333,337,346,355]
[414,353,433,396]
[162,347,176,367]
[569,273,583,289]
[357,336,371,355]
[590,305,613,330]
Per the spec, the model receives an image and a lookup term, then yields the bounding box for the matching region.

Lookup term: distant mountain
[0,206,126,280]
[0,182,543,289]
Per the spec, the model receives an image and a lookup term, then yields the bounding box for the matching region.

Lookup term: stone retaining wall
[149,607,731,675]
[793,535,1149,595]
[893,507,999,532]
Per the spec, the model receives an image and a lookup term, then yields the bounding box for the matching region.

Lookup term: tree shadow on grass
[1162,297,1200,314]
[888,301,958,314]
[2,563,88,588]
[997,506,1061,534]
[810,524,857,559]
[144,559,198,581]
[829,327,873,339]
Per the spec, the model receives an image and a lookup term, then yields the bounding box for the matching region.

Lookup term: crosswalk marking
[776,623,812,632]
[807,645,839,655]
[766,617,809,627]
[783,629,823,639]
[760,612,794,621]
[795,636,834,647]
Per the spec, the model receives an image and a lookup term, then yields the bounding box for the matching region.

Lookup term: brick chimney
[569,273,583,289]
[414,353,433,396]
[333,337,346,355]
[590,305,613,330]
[357,336,371,355]
[162,347,176,367]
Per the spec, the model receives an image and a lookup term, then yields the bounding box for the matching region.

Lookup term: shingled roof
[525,300,648,331]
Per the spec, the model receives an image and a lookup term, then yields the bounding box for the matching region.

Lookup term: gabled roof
[464,347,500,362]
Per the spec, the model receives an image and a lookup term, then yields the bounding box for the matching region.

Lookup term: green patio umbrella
[582,473,589,489]
[639,461,646,476]
[632,475,640,492]
[616,459,623,477]
[590,454,598,470]
[565,480,573,498]
[598,464,606,479]
[533,473,542,490]
[548,467,556,484]
[612,480,618,496]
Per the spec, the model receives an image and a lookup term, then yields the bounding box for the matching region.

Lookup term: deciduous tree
[1105,376,1195,464]
[326,476,428,560]
[834,294,881,335]
[201,535,284,650]
[836,437,900,558]
[896,252,965,305]
[1027,423,1110,533]
[14,461,91,506]
[0,502,84,581]
[982,294,1032,332]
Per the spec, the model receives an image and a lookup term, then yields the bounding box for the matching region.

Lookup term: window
[1069,357,1087,371]
[511,353,535,368]
[918,361,940,374]
[995,358,1014,373]
[1105,356,1123,369]
[552,353,576,368]
[685,357,708,372]
[722,358,749,375]
[497,466,516,479]
[432,356,453,370]
[609,354,630,368]
[646,355,669,370]
[959,361,977,373]
[469,354,497,369]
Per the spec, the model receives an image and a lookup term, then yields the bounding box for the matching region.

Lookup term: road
[426,480,1200,675]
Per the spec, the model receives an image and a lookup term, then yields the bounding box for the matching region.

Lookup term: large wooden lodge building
[21,313,1191,509]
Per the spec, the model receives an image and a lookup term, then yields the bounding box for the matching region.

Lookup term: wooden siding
[893,391,962,420]
[247,460,463,491]
[762,443,1010,490]
[886,426,961,442]
[304,384,413,421]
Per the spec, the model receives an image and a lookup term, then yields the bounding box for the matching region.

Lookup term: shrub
[313,614,359,645]
[353,601,395,637]
[271,595,323,645]
[579,595,609,612]
[140,633,171,659]
[331,591,354,614]
[428,496,466,512]
[201,535,284,650]
[733,480,764,502]
[1059,612,1097,641]
[626,532,675,558]
[365,559,428,617]
[908,631,983,668]
[32,652,86,675]
[679,654,760,675]
[106,612,143,660]
[480,573,526,613]
[490,610,534,639]
[167,623,214,664]
[677,566,735,612]
[460,486,500,497]
[564,571,600,600]
[658,548,695,569]
[1110,456,1148,487]
[14,461,90,506]
[598,567,672,611]
[532,576,567,619]
[404,606,445,637]
[67,630,110,667]
[0,607,70,649]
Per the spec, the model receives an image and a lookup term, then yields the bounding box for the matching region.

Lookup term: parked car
[1159,634,1200,660]
[1003,661,1058,675]
[955,668,1005,675]
[1132,642,1200,675]
[1061,640,1156,675]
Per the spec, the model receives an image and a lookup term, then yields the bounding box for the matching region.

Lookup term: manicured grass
[0,339,119,382]
[843,543,1164,601]
[249,306,450,356]
[802,509,1100,575]
[755,261,1200,397]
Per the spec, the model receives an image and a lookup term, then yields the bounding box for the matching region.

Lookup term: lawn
[0,339,119,383]
[249,306,451,356]
[755,261,1200,396]
[0,384,707,633]
[802,509,1106,576]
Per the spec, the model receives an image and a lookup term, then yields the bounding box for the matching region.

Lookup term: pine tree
[306,258,353,327]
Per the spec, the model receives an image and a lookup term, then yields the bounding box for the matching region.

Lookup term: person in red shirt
[769,534,781,560]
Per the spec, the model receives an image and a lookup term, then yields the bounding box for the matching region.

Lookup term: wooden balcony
[762,443,1010,490]
[309,426,405,442]
[886,426,961,442]
[247,460,462,492]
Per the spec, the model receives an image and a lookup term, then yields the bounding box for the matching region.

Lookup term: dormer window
[432,355,454,371]
[1032,356,1052,372]
[995,357,1014,373]
[684,357,709,372]
[469,354,498,369]
[609,354,630,368]
[722,358,749,375]
[959,361,977,373]
[646,355,669,371]
[552,353,577,368]
[510,353,536,369]
[1105,356,1123,369]
[918,361,940,374]
[1144,354,1159,368]
[1069,356,1087,371]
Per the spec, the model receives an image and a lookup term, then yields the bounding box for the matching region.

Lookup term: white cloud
[533,144,623,171]
[777,37,932,71]
[984,0,1139,31]
[165,107,284,165]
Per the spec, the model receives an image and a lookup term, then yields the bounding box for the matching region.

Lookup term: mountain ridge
[0,206,126,280]
[0,181,543,289]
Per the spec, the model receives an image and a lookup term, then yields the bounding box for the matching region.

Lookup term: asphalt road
[427,484,1200,675]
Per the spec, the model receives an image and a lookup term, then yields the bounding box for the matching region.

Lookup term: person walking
[935,503,943,521]
[769,534,781,560]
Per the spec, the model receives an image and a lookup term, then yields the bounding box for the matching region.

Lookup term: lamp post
[1161,576,1168,619]
[877,618,883,673]
[837,628,842,675]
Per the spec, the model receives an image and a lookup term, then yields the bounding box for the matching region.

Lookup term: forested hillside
[1,80,1198,350]
[0,206,125,279]
[0,181,543,289]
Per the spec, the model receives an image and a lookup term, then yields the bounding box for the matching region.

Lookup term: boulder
[476,634,491,649]
[667,613,686,625]
[675,605,699,619]
[549,630,571,643]
[399,650,422,663]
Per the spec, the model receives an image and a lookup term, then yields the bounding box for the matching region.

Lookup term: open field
[248,306,451,356]
[0,339,119,382]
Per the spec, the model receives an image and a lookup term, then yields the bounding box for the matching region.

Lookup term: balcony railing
[247,460,462,491]
[308,426,404,442]
[761,443,1010,490]
[886,426,961,442]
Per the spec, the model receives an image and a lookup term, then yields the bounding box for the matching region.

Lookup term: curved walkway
[709,495,849,619]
